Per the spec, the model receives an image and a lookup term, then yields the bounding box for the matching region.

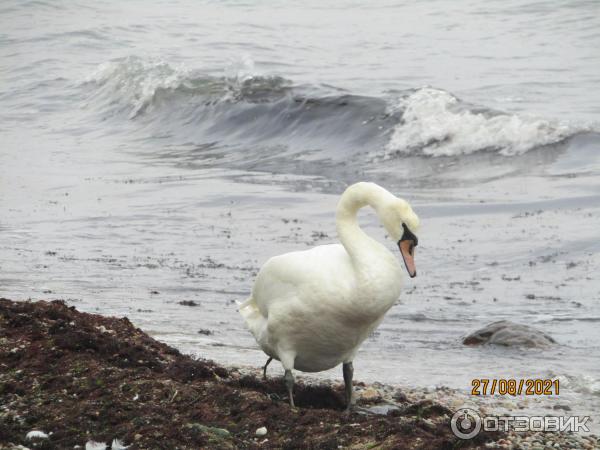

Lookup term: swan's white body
[239,182,419,376]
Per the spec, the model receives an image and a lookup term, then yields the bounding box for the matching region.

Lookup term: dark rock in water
[463,320,556,347]
[553,404,572,411]
[179,300,199,307]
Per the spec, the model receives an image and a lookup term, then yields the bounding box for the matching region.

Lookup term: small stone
[255,426,267,436]
[26,430,49,440]
[420,418,435,430]
[360,387,382,401]
[367,405,399,415]
[186,423,230,438]
[134,434,142,441]
[393,390,408,402]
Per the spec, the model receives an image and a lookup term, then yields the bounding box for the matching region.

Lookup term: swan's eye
[400,223,418,247]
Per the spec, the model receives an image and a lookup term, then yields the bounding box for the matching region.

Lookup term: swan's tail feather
[237,296,254,310]
[238,296,267,342]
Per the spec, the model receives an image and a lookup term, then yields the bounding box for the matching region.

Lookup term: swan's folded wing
[251,244,355,316]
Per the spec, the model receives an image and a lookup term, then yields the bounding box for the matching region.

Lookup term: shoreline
[0,298,596,449]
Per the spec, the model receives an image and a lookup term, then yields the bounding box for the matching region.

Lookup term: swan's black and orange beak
[398,224,418,278]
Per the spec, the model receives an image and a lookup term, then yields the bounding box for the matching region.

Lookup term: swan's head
[380,198,420,278]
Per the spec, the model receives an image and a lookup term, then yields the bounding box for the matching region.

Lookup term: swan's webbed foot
[262,357,273,380]
[284,369,295,408]
[343,362,354,412]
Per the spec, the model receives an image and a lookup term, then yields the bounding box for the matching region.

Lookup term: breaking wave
[385,88,577,157]
[83,56,590,161]
[85,56,295,119]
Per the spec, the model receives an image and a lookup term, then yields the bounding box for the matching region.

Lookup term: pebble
[186,423,230,438]
[255,426,267,436]
[360,387,381,401]
[366,405,399,415]
[420,418,436,431]
[26,430,49,440]
[392,390,408,402]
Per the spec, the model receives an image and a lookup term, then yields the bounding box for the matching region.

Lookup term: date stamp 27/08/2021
[471,378,560,396]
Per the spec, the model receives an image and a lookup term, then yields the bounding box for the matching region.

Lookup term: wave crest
[385,88,576,157]
[82,58,589,162]
[84,56,292,118]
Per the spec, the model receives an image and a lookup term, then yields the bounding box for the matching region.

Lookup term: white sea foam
[84,56,278,119]
[556,373,600,396]
[84,60,591,158]
[85,56,194,118]
[385,88,576,157]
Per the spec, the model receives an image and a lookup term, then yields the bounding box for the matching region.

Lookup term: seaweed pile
[0,298,498,449]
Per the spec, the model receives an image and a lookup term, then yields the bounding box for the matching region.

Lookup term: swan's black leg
[263,357,273,380]
[284,369,295,408]
[343,362,354,412]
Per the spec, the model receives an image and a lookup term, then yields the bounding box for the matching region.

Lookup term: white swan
[239,182,420,409]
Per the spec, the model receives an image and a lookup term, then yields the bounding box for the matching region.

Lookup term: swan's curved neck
[336,182,394,260]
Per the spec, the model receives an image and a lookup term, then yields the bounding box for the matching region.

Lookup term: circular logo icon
[451,408,481,439]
